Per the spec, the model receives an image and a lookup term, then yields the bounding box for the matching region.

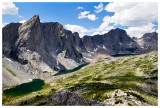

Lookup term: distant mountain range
[3,15,158,74]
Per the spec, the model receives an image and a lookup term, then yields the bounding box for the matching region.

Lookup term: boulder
[52,90,107,106]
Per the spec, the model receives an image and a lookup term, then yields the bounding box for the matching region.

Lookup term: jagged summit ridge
[82,28,141,55]
[3,15,158,74]
[133,32,158,52]
[3,15,85,74]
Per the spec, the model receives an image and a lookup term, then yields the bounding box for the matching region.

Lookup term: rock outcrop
[52,90,107,106]
[105,89,144,106]
[133,32,158,53]
[2,15,158,86]
[82,34,104,53]
[3,15,85,74]
[3,23,22,58]
[72,32,86,52]
[82,28,141,55]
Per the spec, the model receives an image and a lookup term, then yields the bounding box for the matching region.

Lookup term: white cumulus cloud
[91,32,101,36]
[125,23,156,38]
[2,2,18,15]
[65,24,90,37]
[68,3,157,38]
[78,11,98,21]
[77,7,84,9]
[87,14,98,21]
[78,11,90,19]
[94,3,103,13]
[97,16,114,32]
[104,2,158,27]
[100,2,158,38]
[19,20,26,23]
[64,23,114,37]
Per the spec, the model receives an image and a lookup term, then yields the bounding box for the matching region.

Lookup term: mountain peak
[143,32,157,37]
[73,32,79,37]
[108,28,127,36]
[18,14,41,37]
[31,14,40,21]
[142,32,158,41]
[112,28,126,32]
[115,28,121,30]
[33,14,39,18]
[24,14,40,26]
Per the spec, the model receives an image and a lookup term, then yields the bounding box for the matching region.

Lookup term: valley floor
[2,51,158,106]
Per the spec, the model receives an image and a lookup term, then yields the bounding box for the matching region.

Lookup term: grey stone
[82,28,141,55]
[52,90,107,106]
[3,15,85,74]
[134,32,158,53]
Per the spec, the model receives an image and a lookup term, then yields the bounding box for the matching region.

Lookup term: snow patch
[94,48,98,52]
[87,50,94,54]
[57,66,60,69]
[6,58,12,62]
[29,79,32,81]
[103,45,106,49]
[87,54,92,57]
[84,56,92,61]
[128,42,133,45]
[56,60,60,69]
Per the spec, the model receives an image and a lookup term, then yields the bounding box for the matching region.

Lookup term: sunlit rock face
[3,15,84,73]
[2,15,158,74]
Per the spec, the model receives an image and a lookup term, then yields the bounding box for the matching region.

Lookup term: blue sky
[2,2,112,29]
[2,2,158,38]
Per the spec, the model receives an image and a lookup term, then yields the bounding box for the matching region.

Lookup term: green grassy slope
[3,51,158,106]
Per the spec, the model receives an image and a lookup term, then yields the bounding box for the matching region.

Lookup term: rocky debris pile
[2,56,33,86]
[52,90,107,106]
[105,89,143,106]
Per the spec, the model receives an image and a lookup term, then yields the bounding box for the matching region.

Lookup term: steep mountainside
[2,15,158,87]
[3,15,85,75]
[3,51,158,106]
[2,14,158,106]
[72,32,87,52]
[82,28,141,55]
[133,32,158,53]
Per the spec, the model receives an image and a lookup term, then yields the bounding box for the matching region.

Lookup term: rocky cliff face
[82,28,141,55]
[133,32,158,53]
[3,15,158,75]
[82,34,104,53]
[3,23,22,58]
[3,15,84,74]
[72,32,87,52]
